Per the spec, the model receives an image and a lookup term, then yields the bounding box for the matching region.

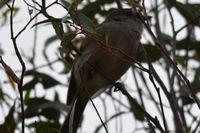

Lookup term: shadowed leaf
[175,2,200,26]
[0,103,16,133]
[128,97,145,121]
[23,71,61,91]
[24,97,68,121]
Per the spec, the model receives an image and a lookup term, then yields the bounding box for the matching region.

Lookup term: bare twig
[5,0,26,132]
[3,1,59,133]
[120,87,165,133]
[15,1,57,39]
[89,97,109,133]
[139,43,185,133]
[136,9,200,109]
[176,16,200,35]
[149,74,168,133]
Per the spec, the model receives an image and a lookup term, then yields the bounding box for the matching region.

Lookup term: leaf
[0,103,16,133]
[31,18,62,28]
[57,33,76,73]
[1,7,19,27]
[33,72,60,88]
[23,78,38,91]
[191,68,200,93]
[0,57,20,84]
[3,7,19,16]
[78,11,96,33]
[126,0,141,7]
[80,0,113,18]
[59,55,73,73]
[43,35,59,69]
[23,70,61,91]
[137,44,161,62]
[67,3,96,33]
[31,18,64,39]
[58,33,76,73]
[61,33,77,48]
[52,21,64,39]
[128,97,145,121]
[68,3,79,24]
[0,0,11,9]
[175,2,200,26]
[0,46,4,55]
[24,97,67,121]
[176,39,200,51]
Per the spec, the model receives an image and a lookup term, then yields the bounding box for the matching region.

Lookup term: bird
[60,8,143,133]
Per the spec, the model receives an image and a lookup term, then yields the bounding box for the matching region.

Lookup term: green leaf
[128,97,145,121]
[1,7,19,26]
[61,33,77,47]
[0,45,4,55]
[31,18,64,39]
[59,55,73,73]
[23,78,38,91]
[192,68,200,93]
[52,21,64,39]
[24,98,67,121]
[176,39,200,51]
[23,71,61,91]
[31,18,62,28]
[68,3,79,24]
[125,0,141,6]
[0,103,16,133]
[0,0,11,9]
[43,35,59,70]
[137,44,161,62]
[80,0,113,18]
[181,68,200,105]
[175,2,200,26]
[78,11,96,33]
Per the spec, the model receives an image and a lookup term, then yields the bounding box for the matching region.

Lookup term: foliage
[0,0,200,133]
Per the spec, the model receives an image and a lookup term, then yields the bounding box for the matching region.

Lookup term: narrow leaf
[78,11,96,33]
[31,18,62,28]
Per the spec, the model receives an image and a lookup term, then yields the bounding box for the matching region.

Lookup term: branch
[115,0,122,9]
[136,8,200,109]
[3,1,59,133]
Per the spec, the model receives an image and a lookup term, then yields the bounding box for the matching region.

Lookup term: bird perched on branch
[60,8,143,133]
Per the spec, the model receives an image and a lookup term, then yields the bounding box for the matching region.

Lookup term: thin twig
[149,74,168,133]
[176,16,200,35]
[8,0,26,132]
[136,10,200,109]
[140,43,185,133]
[89,98,109,133]
[15,1,57,39]
[120,87,165,133]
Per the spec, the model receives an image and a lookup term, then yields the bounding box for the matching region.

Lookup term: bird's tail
[60,96,88,133]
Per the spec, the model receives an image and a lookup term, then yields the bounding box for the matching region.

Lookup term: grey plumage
[60,9,143,133]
